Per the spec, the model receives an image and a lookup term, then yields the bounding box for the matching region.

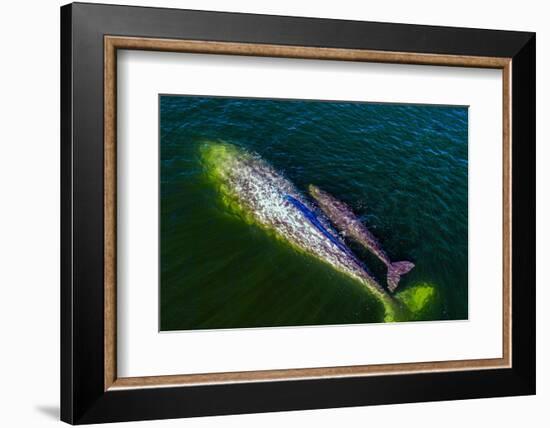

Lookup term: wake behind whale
[200,141,406,320]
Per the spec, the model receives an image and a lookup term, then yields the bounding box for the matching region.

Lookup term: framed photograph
[60,2,535,424]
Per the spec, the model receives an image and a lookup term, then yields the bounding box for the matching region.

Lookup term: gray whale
[309,185,414,292]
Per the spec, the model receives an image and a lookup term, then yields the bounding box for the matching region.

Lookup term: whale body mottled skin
[309,185,414,292]
[200,142,393,302]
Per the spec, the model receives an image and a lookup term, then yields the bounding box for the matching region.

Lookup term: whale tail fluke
[387,261,415,292]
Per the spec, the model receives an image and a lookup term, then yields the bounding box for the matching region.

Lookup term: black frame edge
[70,1,533,57]
[60,3,74,425]
[510,33,536,393]
[60,2,536,424]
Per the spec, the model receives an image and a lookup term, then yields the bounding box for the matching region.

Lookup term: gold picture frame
[103,35,512,391]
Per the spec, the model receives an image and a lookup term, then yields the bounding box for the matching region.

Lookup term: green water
[160,95,468,331]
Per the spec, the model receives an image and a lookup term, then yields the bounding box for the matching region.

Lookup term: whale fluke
[387,261,415,292]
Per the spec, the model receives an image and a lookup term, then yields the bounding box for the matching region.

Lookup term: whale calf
[200,142,396,307]
[309,185,414,292]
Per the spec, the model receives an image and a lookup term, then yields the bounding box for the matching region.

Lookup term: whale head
[308,184,323,199]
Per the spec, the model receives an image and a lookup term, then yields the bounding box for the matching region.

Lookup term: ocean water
[160,95,468,331]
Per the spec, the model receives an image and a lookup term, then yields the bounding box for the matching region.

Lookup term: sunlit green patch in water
[199,141,255,224]
[395,283,443,321]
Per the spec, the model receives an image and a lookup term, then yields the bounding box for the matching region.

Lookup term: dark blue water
[160,95,468,331]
